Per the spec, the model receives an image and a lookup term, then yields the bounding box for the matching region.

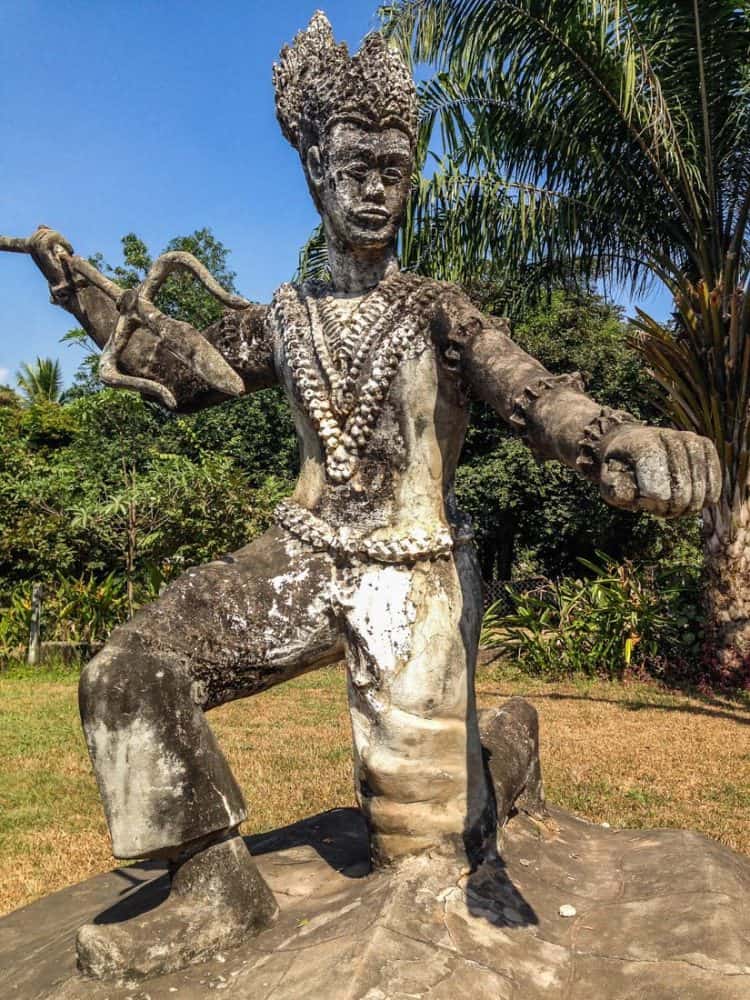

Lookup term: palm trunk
[702,497,750,666]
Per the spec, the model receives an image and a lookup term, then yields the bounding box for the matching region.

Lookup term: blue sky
[0,0,671,388]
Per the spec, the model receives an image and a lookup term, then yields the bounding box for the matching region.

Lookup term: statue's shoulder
[268,281,309,327]
[399,273,490,319]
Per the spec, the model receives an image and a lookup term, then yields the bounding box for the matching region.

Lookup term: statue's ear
[306,146,325,191]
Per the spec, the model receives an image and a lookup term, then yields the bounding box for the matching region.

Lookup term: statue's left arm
[435,291,721,517]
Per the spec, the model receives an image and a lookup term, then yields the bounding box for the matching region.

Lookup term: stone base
[1,807,748,999]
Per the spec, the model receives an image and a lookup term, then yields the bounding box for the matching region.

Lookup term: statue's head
[273,12,418,252]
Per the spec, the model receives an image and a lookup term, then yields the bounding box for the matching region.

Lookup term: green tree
[0,228,298,643]
[65,390,293,614]
[16,357,63,405]
[382,0,750,662]
[0,387,292,640]
[0,386,20,408]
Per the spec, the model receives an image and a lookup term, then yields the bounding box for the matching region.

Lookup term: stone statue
[1,12,721,983]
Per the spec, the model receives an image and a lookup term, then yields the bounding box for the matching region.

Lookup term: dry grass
[476,668,750,854]
[1,661,748,917]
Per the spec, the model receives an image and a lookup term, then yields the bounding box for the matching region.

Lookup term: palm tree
[17,357,64,405]
[380,0,750,665]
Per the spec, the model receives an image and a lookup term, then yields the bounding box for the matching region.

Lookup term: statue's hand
[599,425,721,517]
[28,225,76,305]
[102,288,244,409]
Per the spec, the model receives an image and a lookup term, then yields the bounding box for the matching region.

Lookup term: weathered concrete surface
[2,806,748,999]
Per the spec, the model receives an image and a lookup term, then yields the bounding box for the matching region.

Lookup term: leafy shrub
[481,554,701,678]
[0,587,35,651]
[0,573,128,652]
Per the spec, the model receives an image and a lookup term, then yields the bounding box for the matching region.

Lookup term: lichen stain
[89,717,188,856]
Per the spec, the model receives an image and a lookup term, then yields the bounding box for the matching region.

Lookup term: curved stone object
[2,807,748,999]
[479,696,547,824]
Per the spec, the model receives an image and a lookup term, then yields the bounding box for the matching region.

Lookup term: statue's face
[307,122,413,250]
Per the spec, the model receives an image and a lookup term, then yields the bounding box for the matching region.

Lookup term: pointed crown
[273,11,418,157]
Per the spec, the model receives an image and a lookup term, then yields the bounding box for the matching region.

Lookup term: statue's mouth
[352,207,391,225]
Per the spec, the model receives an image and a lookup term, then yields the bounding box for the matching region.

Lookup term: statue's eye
[346,161,369,180]
[382,167,403,184]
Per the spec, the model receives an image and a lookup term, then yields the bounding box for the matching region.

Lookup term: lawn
[1,660,748,917]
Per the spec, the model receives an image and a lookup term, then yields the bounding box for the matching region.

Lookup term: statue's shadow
[464,852,539,929]
[93,807,536,932]
[93,807,370,926]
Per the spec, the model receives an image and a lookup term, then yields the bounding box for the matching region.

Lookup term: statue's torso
[268,273,472,559]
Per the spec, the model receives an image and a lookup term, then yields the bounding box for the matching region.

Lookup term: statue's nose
[363,171,386,202]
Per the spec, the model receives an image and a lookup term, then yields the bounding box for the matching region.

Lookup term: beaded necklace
[273,273,437,483]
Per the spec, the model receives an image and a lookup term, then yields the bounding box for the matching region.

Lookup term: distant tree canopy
[0,389,295,603]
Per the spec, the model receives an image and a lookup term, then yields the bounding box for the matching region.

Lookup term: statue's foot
[76,833,277,982]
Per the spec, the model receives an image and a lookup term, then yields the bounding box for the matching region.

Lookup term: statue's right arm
[113,303,276,412]
[28,226,277,412]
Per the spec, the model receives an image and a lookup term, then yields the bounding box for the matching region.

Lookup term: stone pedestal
[1,806,748,999]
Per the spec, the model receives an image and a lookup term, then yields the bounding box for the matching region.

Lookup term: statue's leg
[76,526,342,981]
[342,544,494,868]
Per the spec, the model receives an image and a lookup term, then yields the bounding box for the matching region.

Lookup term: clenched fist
[599,425,721,517]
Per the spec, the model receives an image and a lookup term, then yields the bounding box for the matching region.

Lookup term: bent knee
[79,636,186,725]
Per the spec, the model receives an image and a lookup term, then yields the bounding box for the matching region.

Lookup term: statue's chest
[270,279,438,485]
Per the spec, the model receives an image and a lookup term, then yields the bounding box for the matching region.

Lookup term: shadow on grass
[482,687,750,727]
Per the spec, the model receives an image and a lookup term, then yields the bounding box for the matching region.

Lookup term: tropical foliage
[0,230,299,654]
[16,358,63,405]
[481,553,701,679]
[0,386,295,653]
[381,0,750,664]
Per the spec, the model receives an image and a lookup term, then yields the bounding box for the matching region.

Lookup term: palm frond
[16,357,63,405]
[295,224,330,284]
[379,0,750,505]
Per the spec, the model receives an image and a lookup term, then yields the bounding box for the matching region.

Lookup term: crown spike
[273,11,418,156]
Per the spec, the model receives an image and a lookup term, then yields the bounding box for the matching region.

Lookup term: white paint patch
[271,567,310,594]
[344,565,415,679]
[210,780,236,821]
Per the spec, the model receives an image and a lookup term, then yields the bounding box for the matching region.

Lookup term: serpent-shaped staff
[0,236,248,409]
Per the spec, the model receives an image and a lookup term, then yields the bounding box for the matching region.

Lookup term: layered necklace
[273,273,436,484]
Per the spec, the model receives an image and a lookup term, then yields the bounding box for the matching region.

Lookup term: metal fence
[481,576,550,613]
